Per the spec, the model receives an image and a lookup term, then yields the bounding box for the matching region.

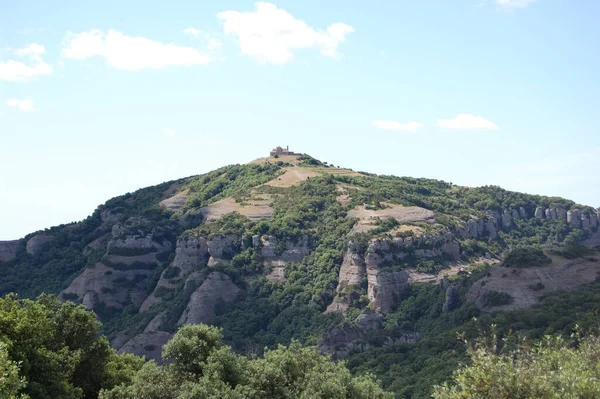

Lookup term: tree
[101,324,392,399]
[0,294,142,399]
[0,342,27,399]
[433,333,600,399]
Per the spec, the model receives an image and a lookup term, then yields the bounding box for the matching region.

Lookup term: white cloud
[184,27,202,38]
[0,44,52,82]
[7,98,34,112]
[372,120,423,133]
[15,44,46,62]
[184,27,222,50]
[62,30,212,71]
[217,2,354,64]
[164,128,176,136]
[437,114,499,131]
[496,0,537,8]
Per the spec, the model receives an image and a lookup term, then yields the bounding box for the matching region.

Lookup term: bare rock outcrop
[367,269,409,313]
[354,310,383,330]
[60,263,156,310]
[118,331,173,363]
[26,233,53,256]
[0,240,19,263]
[326,249,367,313]
[140,234,209,312]
[177,272,241,326]
[207,235,237,266]
[442,283,461,313]
[590,213,599,230]
[100,210,124,224]
[260,235,311,282]
[319,324,419,359]
[567,209,582,229]
[502,210,512,229]
[535,207,545,219]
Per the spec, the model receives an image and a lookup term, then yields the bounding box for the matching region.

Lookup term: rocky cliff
[60,217,173,311]
[0,240,19,263]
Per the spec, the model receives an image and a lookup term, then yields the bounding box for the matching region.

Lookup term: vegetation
[101,324,391,399]
[0,295,143,399]
[434,333,600,398]
[503,246,552,268]
[482,291,514,307]
[1,155,598,398]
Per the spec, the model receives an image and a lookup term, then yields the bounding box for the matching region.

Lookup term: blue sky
[1,0,599,239]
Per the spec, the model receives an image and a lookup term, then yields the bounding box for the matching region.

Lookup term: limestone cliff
[0,240,19,263]
[60,217,173,311]
[26,233,53,256]
[140,234,209,312]
[177,272,241,325]
[259,234,311,281]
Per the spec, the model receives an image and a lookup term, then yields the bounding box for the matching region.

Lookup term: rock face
[443,283,461,313]
[326,249,367,312]
[100,210,124,224]
[319,324,419,359]
[177,272,241,326]
[260,235,310,264]
[567,209,582,229]
[367,269,409,313]
[259,235,311,282]
[118,331,173,363]
[354,310,383,330]
[60,263,157,310]
[61,217,173,311]
[206,235,237,266]
[329,231,460,314]
[26,233,53,256]
[140,234,209,312]
[0,240,19,263]
[535,207,545,219]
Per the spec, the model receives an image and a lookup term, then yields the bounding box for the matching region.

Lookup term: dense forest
[1,155,599,398]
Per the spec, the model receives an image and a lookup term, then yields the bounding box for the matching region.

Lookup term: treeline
[0,294,390,399]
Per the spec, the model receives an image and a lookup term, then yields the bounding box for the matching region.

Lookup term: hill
[1,149,599,398]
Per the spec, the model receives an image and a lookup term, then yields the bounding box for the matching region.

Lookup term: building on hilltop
[270,145,295,157]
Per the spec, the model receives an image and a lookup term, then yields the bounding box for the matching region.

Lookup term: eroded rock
[177,272,241,326]
[26,233,53,256]
[0,240,19,263]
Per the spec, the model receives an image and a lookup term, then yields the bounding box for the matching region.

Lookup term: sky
[1,0,599,240]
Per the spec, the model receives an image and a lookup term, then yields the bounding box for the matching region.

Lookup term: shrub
[528,282,545,291]
[552,244,594,259]
[483,291,514,307]
[503,247,551,268]
[163,266,181,279]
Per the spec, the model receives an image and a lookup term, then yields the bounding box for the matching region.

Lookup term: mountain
[1,149,599,398]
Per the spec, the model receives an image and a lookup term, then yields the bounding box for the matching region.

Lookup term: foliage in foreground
[433,332,600,399]
[101,324,392,399]
[0,295,144,399]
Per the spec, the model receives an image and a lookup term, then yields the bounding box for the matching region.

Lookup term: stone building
[270,145,294,157]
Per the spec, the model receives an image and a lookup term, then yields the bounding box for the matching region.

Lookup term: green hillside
[1,153,599,398]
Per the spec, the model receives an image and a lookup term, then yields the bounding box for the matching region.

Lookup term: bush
[434,335,600,399]
[528,282,545,291]
[552,244,594,259]
[483,291,514,307]
[503,247,551,268]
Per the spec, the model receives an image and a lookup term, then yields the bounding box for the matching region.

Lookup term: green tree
[433,333,600,399]
[0,342,28,399]
[0,294,142,399]
[101,324,391,399]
